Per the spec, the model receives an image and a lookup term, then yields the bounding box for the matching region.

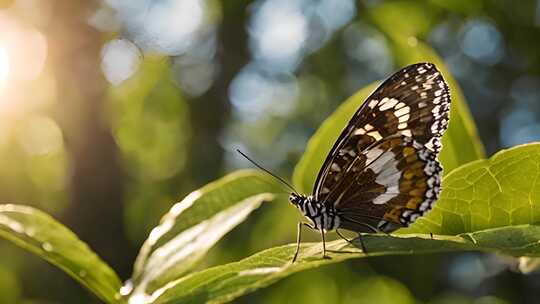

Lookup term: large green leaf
[149,225,540,304]
[149,143,540,303]
[292,52,484,194]
[0,205,123,304]
[128,170,283,300]
[403,143,540,234]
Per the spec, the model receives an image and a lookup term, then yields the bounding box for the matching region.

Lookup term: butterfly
[287,62,450,262]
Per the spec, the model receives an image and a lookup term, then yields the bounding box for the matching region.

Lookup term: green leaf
[293,42,484,194]
[148,143,540,303]
[149,225,540,304]
[0,204,123,304]
[402,143,540,234]
[129,170,282,299]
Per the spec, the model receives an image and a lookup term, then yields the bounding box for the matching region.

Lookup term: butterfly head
[289,193,308,207]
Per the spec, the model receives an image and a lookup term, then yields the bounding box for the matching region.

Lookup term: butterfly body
[289,193,340,231]
[288,62,451,261]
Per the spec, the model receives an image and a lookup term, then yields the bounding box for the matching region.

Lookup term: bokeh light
[106,0,216,55]
[0,15,47,82]
[0,11,49,117]
[460,19,504,66]
[15,115,64,156]
[229,64,299,121]
[101,39,142,85]
[171,47,218,97]
[249,0,308,67]
[144,0,205,53]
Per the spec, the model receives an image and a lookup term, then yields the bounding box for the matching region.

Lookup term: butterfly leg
[320,228,330,259]
[292,222,314,263]
[336,229,354,244]
[356,234,368,254]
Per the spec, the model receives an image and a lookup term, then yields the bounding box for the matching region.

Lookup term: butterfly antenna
[236,149,299,195]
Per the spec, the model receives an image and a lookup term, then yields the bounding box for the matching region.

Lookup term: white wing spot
[399,113,410,123]
[395,106,410,118]
[395,102,406,110]
[368,99,379,109]
[379,98,399,111]
[410,213,420,222]
[367,130,383,140]
[364,149,401,205]
[353,128,366,135]
[419,201,431,212]
[401,129,412,137]
[331,163,341,172]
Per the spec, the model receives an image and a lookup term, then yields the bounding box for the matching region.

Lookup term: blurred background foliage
[0,0,539,303]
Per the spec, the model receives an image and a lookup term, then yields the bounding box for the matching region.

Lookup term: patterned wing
[330,136,442,233]
[313,62,450,203]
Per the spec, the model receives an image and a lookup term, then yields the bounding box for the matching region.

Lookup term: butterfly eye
[289,193,298,204]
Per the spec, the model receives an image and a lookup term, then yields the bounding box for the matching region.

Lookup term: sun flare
[0,47,9,90]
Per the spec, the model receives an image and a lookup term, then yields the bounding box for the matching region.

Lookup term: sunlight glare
[0,47,9,90]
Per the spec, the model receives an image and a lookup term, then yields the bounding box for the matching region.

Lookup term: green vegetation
[1,61,539,302]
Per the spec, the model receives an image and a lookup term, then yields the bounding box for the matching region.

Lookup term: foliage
[0,52,539,303]
[0,205,122,304]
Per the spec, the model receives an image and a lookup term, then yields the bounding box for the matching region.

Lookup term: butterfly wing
[312,62,449,232]
[332,135,442,232]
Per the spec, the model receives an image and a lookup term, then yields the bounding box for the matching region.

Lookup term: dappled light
[0,0,539,303]
[104,0,217,55]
